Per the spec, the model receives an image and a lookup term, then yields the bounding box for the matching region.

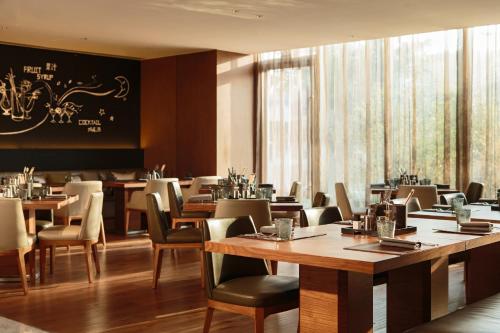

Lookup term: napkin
[260,225,277,234]
[379,237,422,249]
[459,222,493,232]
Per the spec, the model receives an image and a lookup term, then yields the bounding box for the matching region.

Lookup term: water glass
[376,217,396,239]
[456,208,471,225]
[275,218,293,240]
[451,197,464,212]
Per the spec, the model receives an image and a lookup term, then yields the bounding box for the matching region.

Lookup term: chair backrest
[396,185,438,209]
[144,178,178,211]
[203,216,269,298]
[300,206,343,227]
[214,199,272,231]
[312,192,330,207]
[182,176,221,200]
[335,183,354,220]
[167,181,184,219]
[391,197,422,213]
[0,198,29,251]
[440,192,468,205]
[63,181,102,217]
[78,192,104,241]
[289,181,302,202]
[146,193,170,244]
[465,182,484,204]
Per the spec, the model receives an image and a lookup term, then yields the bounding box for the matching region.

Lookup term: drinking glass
[451,198,464,212]
[275,218,293,240]
[376,217,396,239]
[456,208,471,226]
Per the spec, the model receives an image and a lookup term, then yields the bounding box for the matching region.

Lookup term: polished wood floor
[0,235,465,333]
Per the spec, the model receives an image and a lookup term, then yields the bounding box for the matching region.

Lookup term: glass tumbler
[276,218,293,240]
[376,217,396,239]
[451,197,464,212]
[456,208,471,226]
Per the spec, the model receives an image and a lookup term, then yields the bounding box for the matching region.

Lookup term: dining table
[204,218,500,332]
[183,201,303,213]
[408,204,500,223]
[371,187,459,200]
[22,195,79,234]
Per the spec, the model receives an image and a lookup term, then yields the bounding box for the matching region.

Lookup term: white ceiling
[1,0,500,59]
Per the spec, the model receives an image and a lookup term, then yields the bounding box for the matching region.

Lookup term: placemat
[344,241,427,256]
[433,228,493,236]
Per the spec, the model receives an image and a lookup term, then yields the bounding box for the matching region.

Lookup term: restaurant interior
[1,1,500,332]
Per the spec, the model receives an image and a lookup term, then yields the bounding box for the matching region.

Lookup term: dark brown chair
[300,206,343,227]
[465,182,484,204]
[202,216,299,333]
[167,181,211,229]
[146,192,204,289]
[312,191,330,207]
[440,192,468,205]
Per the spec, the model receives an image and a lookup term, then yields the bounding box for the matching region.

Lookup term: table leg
[27,209,36,234]
[114,188,130,235]
[465,242,500,304]
[299,265,373,332]
[387,257,448,332]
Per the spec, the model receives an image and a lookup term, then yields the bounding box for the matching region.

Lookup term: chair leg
[171,218,178,229]
[50,246,56,274]
[84,241,94,283]
[99,216,107,248]
[203,307,214,333]
[65,217,71,251]
[270,261,278,275]
[152,245,163,289]
[200,249,205,289]
[124,210,131,236]
[16,249,28,295]
[28,248,35,285]
[91,244,100,274]
[254,308,265,333]
[40,243,46,283]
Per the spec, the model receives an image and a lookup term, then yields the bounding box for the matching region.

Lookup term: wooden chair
[335,182,365,220]
[397,185,438,209]
[312,191,330,207]
[202,216,299,333]
[168,181,211,229]
[146,192,204,288]
[465,182,484,204]
[39,192,104,283]
[300,206,343,227]
[440,192,468,205]
[125,178,178,234]
[0,198,36,295]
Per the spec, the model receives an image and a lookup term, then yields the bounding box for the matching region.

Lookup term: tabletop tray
[341,226,417,237]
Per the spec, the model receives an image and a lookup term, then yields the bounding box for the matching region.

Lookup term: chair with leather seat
[39,192,104,284]
[440,192,468,205]
[312,191,330,207]
[125,178,178,235]
[335,183,366,220]
[168,181,211,229]
[146,192,204,288]
[202,216,299,333]
[396,185,438,209]
[465,182,484,204]
[0,198,36,295]
[300,206,343,227]
[214,199,272,231]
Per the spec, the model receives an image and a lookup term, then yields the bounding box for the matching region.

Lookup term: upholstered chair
[36,209,54,232]
[146,193,204,288]
[397,185,438,209]
[181,176,222,201]
[0,198,36,295]
[125,178,178,234]
[214,199,272,231]
[202,216,299,333]
[289,181,302,202]
[391,197,422,213]
[271,181,302,224]
[335,183,366,220]
[167,181,211,229]
[300,206,343,227]
[39,192,104,283]
[440,192,468,205]
[312,191,330,207]
[465,182,484,204]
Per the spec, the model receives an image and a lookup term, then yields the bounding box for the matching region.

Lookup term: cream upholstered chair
[0,198,36,295]
[289,181,302,202]
[335,183,365,220]
[272,181,302,224]
[215,199,272,231]
[55,181,102,225]
[312,191,330,207]
[396,185,438,209]
[181,176,222,201]
[125,178,178,235]
[39,192,104,284]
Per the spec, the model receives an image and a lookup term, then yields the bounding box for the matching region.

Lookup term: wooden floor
[0,235,465,333]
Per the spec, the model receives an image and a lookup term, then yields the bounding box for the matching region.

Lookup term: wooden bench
[406,293,500,332]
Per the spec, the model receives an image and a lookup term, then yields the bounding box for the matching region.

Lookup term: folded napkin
[260,225,277,234]
[379,237,422,249]
[460,222,493,232]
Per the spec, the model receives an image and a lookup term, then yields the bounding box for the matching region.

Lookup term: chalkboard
[0,44,140,148]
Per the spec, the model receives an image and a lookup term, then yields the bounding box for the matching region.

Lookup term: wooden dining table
[371,187,459,200]
[22,195,79,234]
[183,201,303,213]
[409,204,500,223]
[205,218,500,332]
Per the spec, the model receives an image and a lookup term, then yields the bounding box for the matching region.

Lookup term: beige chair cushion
[55,181,102,218]
[0,198,30,250]
[111,171,136,181]
[127,178,178,211]
[27,234,36,247]
[397,185,438,209]
[215,199,272,231]
[38,225,81,241]
[182,176,221,200]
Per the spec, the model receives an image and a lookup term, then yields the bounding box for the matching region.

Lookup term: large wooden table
[22,195,79,234]
[205,218,500,332]
[103,179,193,234]
[409,204,500,223]
[371,187,458,200]
[183,201,303,213]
